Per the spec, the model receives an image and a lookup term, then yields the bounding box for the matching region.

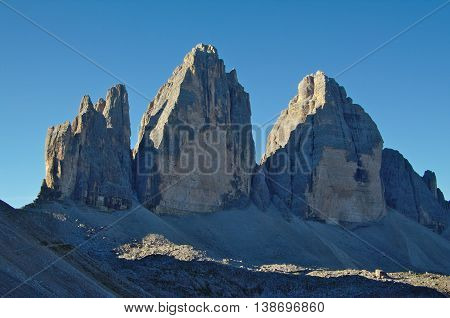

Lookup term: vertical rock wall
[133,44,255,213]
[255,71,386,223]
[39,85,133,210]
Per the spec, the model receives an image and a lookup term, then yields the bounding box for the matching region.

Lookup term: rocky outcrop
[422,170,438,198]
[39,84,133,210]
[133,44,255,213]
[381,149,448,232]
[437,189,450,211]
[422,170,450,211]
[255,71,386,223]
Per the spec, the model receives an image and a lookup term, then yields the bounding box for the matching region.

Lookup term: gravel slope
[1,199,449,297]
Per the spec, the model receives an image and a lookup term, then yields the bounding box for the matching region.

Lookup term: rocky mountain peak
[133,44,255,213]
[190,43,218,59]
[193,43,218,55]
[135,44,228,151]
[180,43,220,70]
[263,71,361,161]
[103,84,131,147]
[255,71,385,222]
[78,95,94,113]
[39,84,133,210]
[292,71,348,109]
[94,97,106,113]
[183,44,219,72]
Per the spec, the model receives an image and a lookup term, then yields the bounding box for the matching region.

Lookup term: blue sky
[1,0,449,207]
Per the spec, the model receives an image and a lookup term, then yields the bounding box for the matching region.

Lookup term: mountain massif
[38,44,449,232]
[1,44,449,297]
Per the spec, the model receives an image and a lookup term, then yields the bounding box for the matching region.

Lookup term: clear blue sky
[1,0,449,208]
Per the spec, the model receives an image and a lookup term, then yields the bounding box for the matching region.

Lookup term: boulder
[374,269,388,280]
[257,71,386,223]
[133,44,255,213]
[39,84,133,210]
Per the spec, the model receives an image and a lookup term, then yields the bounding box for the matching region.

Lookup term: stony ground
[1,200,449,297]
[256,264,449,296]
[113,235,449,297]
[112,256,447,297]
[304,269,449,297]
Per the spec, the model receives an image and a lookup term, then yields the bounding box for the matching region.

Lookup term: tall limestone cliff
[133,44,255,213]
[253,71,386,223]
[39,84,133,210]
[381,149,448,232]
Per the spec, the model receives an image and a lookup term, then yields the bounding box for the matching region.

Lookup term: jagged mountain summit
[253,71,386,223]
[133,44,255,213]
[39,84,133,210]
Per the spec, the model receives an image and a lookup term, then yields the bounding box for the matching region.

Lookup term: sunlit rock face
[133,44,255,213]
[381,149,448,232]
[39,84,133,210]
[255,71,386,223]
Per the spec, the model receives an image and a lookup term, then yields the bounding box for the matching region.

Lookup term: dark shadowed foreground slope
[0,201,112,297]
[1,200,449,297]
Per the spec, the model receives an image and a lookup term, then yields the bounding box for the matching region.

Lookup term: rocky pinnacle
[133,44,255,213]
[39,84,133,210]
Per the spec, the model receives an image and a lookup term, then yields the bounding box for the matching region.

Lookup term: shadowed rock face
[254,71,386,223]
[422,170,450,211]
[423,170,438,198]
[39,84,133,210]
[0,200,15,212]
[381,149,448,232]
[133,44,255,213]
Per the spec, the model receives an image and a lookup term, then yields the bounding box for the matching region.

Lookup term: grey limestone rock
[422,170,449,211]
[39,84,133,210]
[381,148,447,232]
[257,71,386,223]
[133,44,255,213]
